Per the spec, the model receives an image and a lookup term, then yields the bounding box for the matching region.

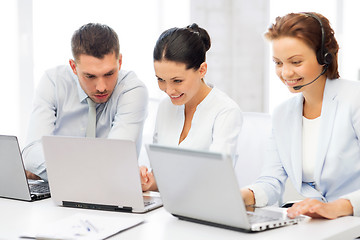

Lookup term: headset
[293,13,333,90]
[304,12,333,65]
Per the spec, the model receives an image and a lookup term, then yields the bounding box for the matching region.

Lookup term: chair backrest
[235,112,305,203]
[138,98,160,167]
[235,112,272,187]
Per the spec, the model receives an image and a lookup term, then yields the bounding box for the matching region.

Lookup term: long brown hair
[265,12,339,79]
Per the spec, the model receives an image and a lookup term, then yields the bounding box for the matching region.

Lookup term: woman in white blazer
[241,12,360,219]
[140,24,243,191]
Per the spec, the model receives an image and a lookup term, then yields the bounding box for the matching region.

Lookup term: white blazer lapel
[290,94,304,191]
[290,90,333,201]
[314,80,338,184]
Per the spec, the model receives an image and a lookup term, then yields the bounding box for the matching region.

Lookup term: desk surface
[1,197,360,240]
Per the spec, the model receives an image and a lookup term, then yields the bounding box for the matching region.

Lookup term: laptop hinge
[30,193,51,201]
[63,201,133,212]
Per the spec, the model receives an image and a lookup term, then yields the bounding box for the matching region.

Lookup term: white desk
[1,197,360,240]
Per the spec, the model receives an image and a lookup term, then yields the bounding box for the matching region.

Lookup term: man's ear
[118,53,123,70]
[69,59,77,75]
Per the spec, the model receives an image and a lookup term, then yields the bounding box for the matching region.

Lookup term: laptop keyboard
[247,212,280,224]
[144,200,155,207]
[30,184,50,193]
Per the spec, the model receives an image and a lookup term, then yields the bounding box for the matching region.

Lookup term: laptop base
[63,201,133,212]
[173,214,253,233]
[173,213,300,232]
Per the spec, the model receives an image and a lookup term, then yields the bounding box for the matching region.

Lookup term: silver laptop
[42,136,162,213]
[146,144,304,232]
[0,135,50,201]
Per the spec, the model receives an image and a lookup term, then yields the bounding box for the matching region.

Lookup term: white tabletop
[1,197,360,240]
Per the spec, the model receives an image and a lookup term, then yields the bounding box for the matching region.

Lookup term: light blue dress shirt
[23,65,148,180]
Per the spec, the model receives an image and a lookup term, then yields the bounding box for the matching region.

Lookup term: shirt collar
[77,82,88,103]
[68,67,90,103]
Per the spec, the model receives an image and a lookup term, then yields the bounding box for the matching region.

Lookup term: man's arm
[108,77,149,156]
[23,70,57,181]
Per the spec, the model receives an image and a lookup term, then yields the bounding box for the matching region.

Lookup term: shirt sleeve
[153,115,159,145]
[210,107,243,164]
[108,81,149,157]
[23,70,57,180]
[341,190,360,217]
[344,87,360,216]
[250,128,288,206]
[247,184,269,207]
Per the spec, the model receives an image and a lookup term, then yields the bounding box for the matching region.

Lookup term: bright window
[0,1,20,137]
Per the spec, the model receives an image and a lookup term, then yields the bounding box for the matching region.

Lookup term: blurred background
[1,0,359,149]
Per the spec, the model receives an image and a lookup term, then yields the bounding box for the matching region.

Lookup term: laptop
[146,144,305,232]
[0,135,50,201]
[42,136,162,213]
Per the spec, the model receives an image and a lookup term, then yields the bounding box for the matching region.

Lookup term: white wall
[2,0,360,148]
[0,1,22,146]
[190,0,270,112]
[340,0,360,81]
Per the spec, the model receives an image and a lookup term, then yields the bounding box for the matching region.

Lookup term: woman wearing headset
[241,12,360,219]
[140,24,243,191]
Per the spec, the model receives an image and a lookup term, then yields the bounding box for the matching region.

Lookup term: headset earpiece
[305,12,333,66]
[316,48,333,65]
[323,51,333,65]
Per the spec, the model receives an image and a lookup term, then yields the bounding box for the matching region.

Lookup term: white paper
[21,213,143,240]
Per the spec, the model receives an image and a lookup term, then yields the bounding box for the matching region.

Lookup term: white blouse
[153,87,243,162]
[302,116,321,183]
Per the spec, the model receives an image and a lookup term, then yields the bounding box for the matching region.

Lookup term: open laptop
[42,136,162,213]
[146,144,305,232]
[0,135,50,201]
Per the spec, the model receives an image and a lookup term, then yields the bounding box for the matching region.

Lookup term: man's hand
[287,198,353,219]
[139,166,157,192]
[25,170,41,180]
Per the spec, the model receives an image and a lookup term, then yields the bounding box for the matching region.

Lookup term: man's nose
[96,78,107,92]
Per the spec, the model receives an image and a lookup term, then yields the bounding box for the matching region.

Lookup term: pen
[81,219,98,233]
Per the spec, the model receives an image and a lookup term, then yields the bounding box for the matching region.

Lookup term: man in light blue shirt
[23,23,148,181]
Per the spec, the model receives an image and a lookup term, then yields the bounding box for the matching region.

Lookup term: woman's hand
[240,188,255,206]
[287,198,353,219]
[139,166,158,192]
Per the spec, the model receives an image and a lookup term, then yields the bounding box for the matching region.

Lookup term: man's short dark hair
[71,23,120,61]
